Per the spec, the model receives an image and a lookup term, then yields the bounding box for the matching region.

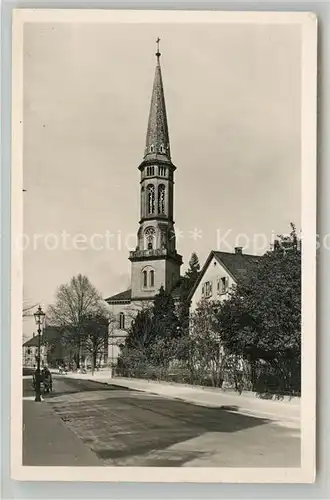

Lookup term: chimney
[234,247,243,255]
[273,239,280,251]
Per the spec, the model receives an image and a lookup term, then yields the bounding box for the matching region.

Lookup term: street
[23,376,300,467]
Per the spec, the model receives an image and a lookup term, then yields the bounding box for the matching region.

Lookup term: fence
[116,356,300,397]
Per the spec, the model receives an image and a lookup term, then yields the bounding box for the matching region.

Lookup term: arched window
[147,184,155,214]
[145,226,155,250]
[142,267,155,289]
[119,312,125,330]
[143,270,148,288]
[158,184,165,214]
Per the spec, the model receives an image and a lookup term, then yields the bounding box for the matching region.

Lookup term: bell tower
[129,40,183,300]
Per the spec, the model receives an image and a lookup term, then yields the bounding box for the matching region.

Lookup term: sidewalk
[23,399,103,466]
[63,370,301,429]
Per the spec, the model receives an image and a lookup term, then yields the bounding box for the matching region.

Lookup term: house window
[218,277,229,294]
[143,270,148,288]
[119,312,125,330]
[150,270,155,287]
[158,184,165,214]
[202,281,212,298]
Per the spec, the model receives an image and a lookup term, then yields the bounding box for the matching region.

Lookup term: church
[105,42,263,366]
[105,42,183,362]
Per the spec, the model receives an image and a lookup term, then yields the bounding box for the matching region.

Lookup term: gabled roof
[188,249,263,301]
[213,251,262,280]
[23,335,41,347]
[23,326,63,347]
[105,288,132,304]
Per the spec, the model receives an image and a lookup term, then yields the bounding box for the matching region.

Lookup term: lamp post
[33,305,45,402]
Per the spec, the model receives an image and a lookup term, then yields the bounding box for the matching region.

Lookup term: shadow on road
[91,398,271,462]
[48,383,273,465]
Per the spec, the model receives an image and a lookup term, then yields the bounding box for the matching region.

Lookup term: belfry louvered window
[158,184,165,214]
[147,184,155,214]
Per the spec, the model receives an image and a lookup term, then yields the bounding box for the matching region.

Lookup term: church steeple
[129,41,182,301]
[144,38,171,161]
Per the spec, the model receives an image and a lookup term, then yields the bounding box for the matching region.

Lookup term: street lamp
[33,305,46,402]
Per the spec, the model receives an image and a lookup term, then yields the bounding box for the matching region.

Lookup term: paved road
[23,376,300,467]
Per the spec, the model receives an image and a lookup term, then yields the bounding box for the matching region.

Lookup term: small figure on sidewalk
[58,362,67,375]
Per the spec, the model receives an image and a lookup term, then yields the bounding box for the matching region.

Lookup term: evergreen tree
[176,252,201,334]
[185,252,201,284]
[125,308,154,350]
[152,286,180,340]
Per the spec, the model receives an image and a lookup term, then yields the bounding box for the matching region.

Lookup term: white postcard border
[11,8,317,483]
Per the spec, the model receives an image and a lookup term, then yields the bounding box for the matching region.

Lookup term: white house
[188,247,262,312]
[22,334,46,368]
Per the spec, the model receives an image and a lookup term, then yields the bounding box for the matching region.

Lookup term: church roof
[105,288,132,304]
[143,41,171,162]
[188,249,263,301]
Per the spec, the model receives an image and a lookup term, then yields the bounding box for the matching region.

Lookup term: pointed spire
[156,37,161,63]
[144,39,171,160]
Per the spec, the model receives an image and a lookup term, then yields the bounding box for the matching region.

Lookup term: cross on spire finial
[156,37,161,62]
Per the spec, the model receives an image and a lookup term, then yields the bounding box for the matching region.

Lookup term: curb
[170,395,300,427]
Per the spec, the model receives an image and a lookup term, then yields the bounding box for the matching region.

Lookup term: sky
[23,21,301,338]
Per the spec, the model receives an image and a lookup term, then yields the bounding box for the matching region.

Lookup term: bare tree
[47,274,103,368]
[82,311,115,374]
[23,300,38,318]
